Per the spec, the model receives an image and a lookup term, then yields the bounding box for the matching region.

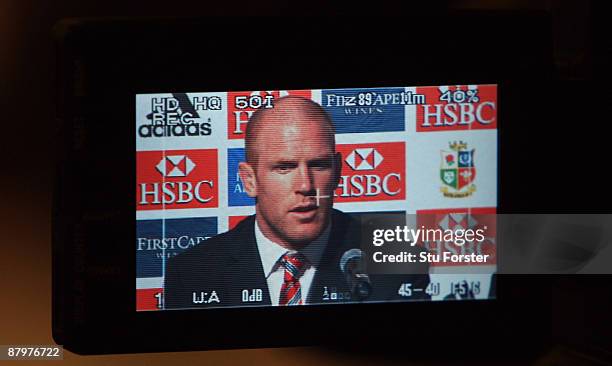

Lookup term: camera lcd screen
[135,85,498,311]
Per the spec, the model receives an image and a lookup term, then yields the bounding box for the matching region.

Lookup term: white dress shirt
[254,219,331,305]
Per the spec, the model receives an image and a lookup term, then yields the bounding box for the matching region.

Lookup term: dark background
[1,0,609,364]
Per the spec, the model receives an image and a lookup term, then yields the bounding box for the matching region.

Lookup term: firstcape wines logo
[136,217,218,277]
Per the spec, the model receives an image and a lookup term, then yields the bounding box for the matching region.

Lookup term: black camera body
[53,15,553,355]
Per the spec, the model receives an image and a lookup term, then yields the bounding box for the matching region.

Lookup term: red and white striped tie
[278,252,308,306]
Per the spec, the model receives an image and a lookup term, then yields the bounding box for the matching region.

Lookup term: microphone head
[340,248,364,274]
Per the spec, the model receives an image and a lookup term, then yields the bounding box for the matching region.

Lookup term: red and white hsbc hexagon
[227,90,312,139]
[416,207,496,267]
[416,84,497,132]
[334,142,405,202]
[137,149,218,210]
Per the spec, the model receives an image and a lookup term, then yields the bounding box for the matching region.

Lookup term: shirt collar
[254,218,331,279]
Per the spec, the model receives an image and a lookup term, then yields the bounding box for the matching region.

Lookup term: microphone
[340,249,372,300]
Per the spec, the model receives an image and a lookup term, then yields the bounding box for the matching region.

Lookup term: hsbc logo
[136,149,219,210]
[335,142,405,202]
[156,155,196,177]
[345,148,384,171]
[416,208,497,267]
[416,84,497,132]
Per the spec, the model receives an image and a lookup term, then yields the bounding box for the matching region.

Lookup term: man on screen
[164,96,429,309]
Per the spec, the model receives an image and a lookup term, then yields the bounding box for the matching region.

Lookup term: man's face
[240,116,340,249]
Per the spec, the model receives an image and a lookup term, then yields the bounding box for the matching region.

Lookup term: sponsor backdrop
[135,85,498,310]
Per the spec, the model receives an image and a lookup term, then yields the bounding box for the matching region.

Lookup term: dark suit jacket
[164,209,430,309]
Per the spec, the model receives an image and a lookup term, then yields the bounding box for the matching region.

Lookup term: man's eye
[274,164,294,173]
[310,160,332,170]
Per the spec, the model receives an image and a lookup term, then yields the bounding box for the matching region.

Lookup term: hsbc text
[335,173,401,197]
[421,102,496,127]
[139,181,214,205]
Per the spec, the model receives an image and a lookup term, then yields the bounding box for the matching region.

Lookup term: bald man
[239,96,341,252]
[164,96,430,309]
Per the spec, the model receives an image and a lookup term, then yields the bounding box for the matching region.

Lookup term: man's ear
[238,162,257,197]
[332,151,342,190]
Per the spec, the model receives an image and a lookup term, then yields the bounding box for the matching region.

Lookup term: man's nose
[295,164,315,195]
